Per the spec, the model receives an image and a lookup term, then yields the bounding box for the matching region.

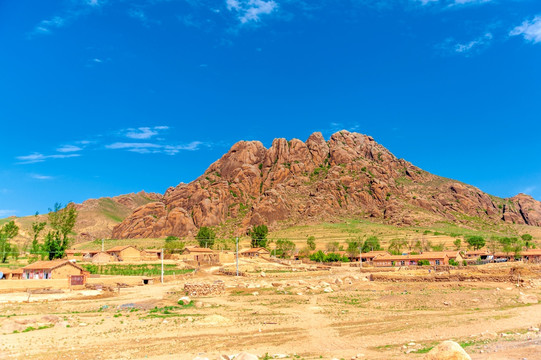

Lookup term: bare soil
[1,261,540,360]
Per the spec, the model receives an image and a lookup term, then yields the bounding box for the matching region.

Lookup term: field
[1,258,541,359]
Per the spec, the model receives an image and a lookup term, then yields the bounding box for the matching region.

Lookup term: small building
[464,250,490,260]
[106,245,141,262]
[493,252,516,262]
[142,249,163,260]
[360,251,390,262]
[240,247,270,259]
[91,251,114,264]
[11,268,23,280]
[22,260,84,280]
[443,251,464,263]
[373,252,449,267]
[521,249,541,263]
[0,268,12,280]
[182,247,219,263]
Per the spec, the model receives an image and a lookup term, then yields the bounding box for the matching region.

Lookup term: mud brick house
[182,246,219,264]
[443,251,464,263]
[22,260,84,280]
[464,250,490,260]
[240,247,270,259]
[106,245,141,261]
[0,268,12,280]
[521,249,541,263]
[142,249,163,260]
[91,251,114,264]
[360,251,390,262]
[373,252,449,267]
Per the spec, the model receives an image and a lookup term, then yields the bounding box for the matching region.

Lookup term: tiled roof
[23,260,83,271]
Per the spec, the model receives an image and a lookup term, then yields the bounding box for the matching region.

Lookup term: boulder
[234,352,258,360]
[424,341,471,360]
[179,296,191,305]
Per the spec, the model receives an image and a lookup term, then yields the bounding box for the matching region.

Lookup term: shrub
[250,225,268,248]
[196,227,215,248]
[417,260,430,266]
[449,259,459,266]
[165,236,180,243]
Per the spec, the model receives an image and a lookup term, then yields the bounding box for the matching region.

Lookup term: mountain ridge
[110,131,541,239]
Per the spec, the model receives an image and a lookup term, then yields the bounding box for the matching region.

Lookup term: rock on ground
[424,341,471,360]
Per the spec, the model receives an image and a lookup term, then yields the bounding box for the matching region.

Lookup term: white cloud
[124,126,169,139]
[510,16,541,44]
[106,141,203,154]
[226,0,278,24]
[454,32,493,54]
[33,16,66,35]
[57,145,83,153]
[0,210,17,217]
[415,0,492,6]
[31,174,54,180]
[16,153,81,164]
[438,32,493,56]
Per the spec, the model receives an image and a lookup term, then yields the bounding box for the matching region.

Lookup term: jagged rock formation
[112,131,541,239]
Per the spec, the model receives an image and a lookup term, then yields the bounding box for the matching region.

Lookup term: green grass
[80,264,194,276]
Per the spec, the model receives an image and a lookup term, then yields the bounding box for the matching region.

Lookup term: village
[1,236,541,360]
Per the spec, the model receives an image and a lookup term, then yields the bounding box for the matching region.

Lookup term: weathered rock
[424,341,472,360]
[179,296,191,305]
[110,130,541,239]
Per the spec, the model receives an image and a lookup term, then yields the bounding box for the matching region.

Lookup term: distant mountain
[110,131,541,239]
[10,191,161,245]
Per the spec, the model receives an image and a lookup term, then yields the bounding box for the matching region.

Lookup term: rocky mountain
[111,131,541,239]
[11,191,162,244]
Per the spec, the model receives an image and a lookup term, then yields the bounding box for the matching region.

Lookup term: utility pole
[236,237,239,277]
[360,246,362,272]
[102,238,104,252]
[161,248,164,284]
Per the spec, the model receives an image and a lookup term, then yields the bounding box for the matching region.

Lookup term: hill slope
[10,191,162,245]
[111,131,541,239]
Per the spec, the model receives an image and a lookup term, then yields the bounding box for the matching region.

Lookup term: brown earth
[1,261,540,359]
[11,191,162,245]
[112,131,541,239]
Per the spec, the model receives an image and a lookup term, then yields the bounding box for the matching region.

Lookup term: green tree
[250,225,269,248]
[466,235,485,250]
[431,242,445,251]
[521,234,534,249]
[362,236,382,253]
[306,236,316,251]
[388,238,407,255]
[48,203,78,250]
[521,234,533,241]
[30,212,47,255]
[164,240,185,254]
[453,238,462,251]
[42,231,64,260]
[0,221,19,263]
[347,238,362,257]
[10,244,20,260]
[275,239,296,259]
[195,227,216,248]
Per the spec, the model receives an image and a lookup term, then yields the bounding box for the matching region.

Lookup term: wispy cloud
[57,145,83,153]
[510,16,541,44]
[29,0,105,37]
[438,32,493,56]
[226,0,278,24]
[31,174,54,180]
[124,126,169,140]
[106,141,203,155]
[0,210,17,217]
[16,153,81,164]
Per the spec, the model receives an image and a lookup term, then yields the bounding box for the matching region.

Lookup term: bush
[417,260,430,266]
[306,236,316,251]
[165,236,180,243]
[449,259,459,266]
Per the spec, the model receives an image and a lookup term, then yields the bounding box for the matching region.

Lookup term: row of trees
[0,203,78,263]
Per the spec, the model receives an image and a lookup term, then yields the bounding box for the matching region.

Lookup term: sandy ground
[1,262,541,360]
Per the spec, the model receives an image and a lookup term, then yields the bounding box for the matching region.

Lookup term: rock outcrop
[424,340,471,360]
[112,131,541,239]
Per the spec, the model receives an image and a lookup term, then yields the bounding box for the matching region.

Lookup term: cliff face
[111,131,541,239]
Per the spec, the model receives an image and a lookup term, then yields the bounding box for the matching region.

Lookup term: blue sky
[1,0,540,217]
